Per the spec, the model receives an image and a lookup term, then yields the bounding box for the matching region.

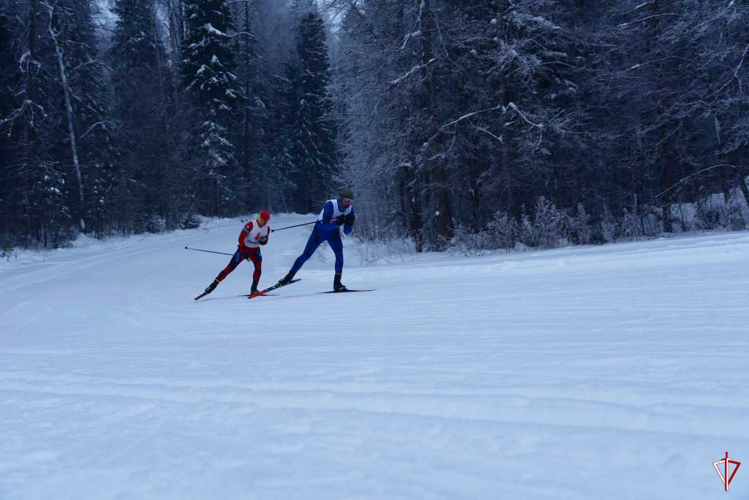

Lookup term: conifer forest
[1,0,748,252]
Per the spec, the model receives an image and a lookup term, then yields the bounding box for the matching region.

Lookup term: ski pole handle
[185,246,233,256]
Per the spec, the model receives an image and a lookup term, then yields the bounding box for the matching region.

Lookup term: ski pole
[271,221,317,233]
[184,246,233,256]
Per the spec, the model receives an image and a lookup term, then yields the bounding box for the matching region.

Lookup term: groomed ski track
[0,214,747,499]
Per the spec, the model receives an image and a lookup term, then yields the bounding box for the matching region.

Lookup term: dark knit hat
[339,188,354,200]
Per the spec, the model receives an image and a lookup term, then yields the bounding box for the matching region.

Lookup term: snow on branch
[425,102,544,146]
[400,30,421,51]
[510,12,560,31]
[426,104,503,144]
[204,23,227,37]
[618,13,679,28]
[734,43,749,78]
[702,43,749,100]
[507,102,543,129]
[80,121,112,139]
[390,57,438,85]
[473,126,503,143]
[656,164,737,199]
[0,100,42,132]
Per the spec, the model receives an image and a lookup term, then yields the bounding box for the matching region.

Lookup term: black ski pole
[271,221,317,233]
[185,246,233,256]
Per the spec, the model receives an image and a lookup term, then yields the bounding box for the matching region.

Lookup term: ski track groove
[2,379,746,439]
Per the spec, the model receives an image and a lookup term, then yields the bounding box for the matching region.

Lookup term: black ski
[248,279,301,299]
[318,289,376,294]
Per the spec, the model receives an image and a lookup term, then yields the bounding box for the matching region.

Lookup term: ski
[195,291,279,301]
[195,284,292,302]
[318,289,376,294]
[248,279,301,299]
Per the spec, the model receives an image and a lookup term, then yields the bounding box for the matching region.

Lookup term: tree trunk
[500,82,514,215]
[242,1,252,192]
[22,0,38,238]
[44,1,85,230]
[167,0,183,64]
[154,12,173,158]
[419,0,452,246]
[495,0,514,216]
[400,163,423,252]
[470,181,481,233]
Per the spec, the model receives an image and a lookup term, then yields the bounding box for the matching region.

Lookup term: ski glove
[335,217,345,226]
[344,213,356,226]
[259,236,269,245]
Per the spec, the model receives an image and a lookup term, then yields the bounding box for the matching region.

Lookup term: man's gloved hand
[344,213,356,226]
[334,217,345,226]
[259,235,269,245]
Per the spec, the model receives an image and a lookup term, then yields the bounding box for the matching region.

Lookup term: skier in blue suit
[277,188,356,292]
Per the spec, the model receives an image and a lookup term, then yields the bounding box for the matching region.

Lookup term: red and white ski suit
[216,221,270,284]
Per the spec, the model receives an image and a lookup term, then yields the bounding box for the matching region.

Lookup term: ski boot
[250,279,259,296]
[204,278,220,295]
[277,270,296,286]
[333,272,348,292]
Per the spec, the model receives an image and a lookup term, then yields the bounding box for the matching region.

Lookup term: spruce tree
[290,9,336,213]
[182,0,243,216]
[110,0,177,232]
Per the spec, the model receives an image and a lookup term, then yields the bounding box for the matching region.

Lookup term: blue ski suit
[289,199,355,275]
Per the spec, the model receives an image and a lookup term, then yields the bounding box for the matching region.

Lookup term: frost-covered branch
[427,104,503,143]
[656,165,737,199]
[390,57,437,85]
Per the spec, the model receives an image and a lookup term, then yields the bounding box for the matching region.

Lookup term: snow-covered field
[1,214,748,499]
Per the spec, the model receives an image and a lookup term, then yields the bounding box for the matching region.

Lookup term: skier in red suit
[202,211,271,296]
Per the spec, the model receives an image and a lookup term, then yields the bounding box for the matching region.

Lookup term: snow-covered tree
[182,0,243,216]
[290,7,336,213]
[332,0,585,248]
[0,7,22,244]
[110,0,182,231]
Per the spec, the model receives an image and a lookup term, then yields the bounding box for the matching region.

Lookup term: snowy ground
[1,214,748,499]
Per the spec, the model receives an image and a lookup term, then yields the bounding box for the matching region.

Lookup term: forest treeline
[1,0,747,252]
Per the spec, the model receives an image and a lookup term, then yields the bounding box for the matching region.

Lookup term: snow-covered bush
[619,209,642,241]
[354,235,416,265]
[181,213,202,230]
[642,207,662,237]
[670,203,699,232]
[528,197,572,249]
[569,203,592,245]
[450,225,491,256]
[485,211,519,250]
[695,191,749,231]
[598,206,618,243]
[518,208,537,248]
[449,211,519,255]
